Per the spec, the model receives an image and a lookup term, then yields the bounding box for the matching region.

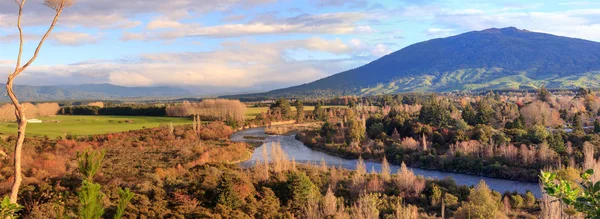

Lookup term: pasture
[0,115,191,138]
[244,105,345,119]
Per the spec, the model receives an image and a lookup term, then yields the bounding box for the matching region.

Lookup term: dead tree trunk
[8,0,69,204]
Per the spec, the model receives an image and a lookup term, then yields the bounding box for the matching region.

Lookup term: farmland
[0,115,191,138]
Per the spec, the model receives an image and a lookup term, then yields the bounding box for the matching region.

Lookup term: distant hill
[228,27,600,98]
[0,83,191,102]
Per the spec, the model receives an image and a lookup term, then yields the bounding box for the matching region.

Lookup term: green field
[244,106,345,119]
[0,115,191,138]
[0,106,345,138]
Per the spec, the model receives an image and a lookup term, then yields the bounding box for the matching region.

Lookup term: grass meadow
[0,115,191,138]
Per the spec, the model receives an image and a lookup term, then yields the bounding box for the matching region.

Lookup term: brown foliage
[198,121,234,140]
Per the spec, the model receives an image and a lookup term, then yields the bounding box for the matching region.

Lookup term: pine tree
[295,100,304,123]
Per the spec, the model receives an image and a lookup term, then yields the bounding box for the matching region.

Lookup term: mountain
[0,83,191,102]
[229,27,600,98]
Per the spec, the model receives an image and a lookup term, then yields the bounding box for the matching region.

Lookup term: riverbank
[295,129,541,183]
[231,127,542,197]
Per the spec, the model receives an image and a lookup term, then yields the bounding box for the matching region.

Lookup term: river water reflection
[232,127,541,197]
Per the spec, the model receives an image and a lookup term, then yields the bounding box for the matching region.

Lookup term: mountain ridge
[226,27,600,98]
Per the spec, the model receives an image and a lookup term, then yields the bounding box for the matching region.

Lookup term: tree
[287,171,318,213]
[419,96,453,128]
[594,119,600,134]
[295,100,304,123]
[454,180,503,219]
[462,104,477,126]
[114,188,134,219]
[8,0,73,204]
[77,150,106,219]
[270,98,291,118]
[256,187,280,218]
[313,101,325,121]
[321,122,336,143]
[475,99,495,125]
[347,118,365,144]
[538,85,551,102]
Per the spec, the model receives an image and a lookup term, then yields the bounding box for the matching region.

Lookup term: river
[231,127,542,197]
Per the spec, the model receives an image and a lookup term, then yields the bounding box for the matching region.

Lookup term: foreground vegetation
[0,120,545,218]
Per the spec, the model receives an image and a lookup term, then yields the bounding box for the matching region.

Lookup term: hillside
[0,83,190,101]
[228,27,600,98]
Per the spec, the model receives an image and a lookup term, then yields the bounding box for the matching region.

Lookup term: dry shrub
[198,121,234,140]
[167,99,247,123]
[87,102,104,108]
[520,101,563,127]
[37,103,60,117]
[0,102,59,121]
[395,162,425,196]
[400,137,419,150]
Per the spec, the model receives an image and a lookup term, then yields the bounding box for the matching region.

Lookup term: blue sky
[1,0,600,94]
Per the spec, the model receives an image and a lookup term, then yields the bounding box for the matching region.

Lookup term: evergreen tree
[287,172,318,213]
[270,98,292,118]
[594,119,600,133]
[295,100,304,123]
[475,99,494,125]
[538,85,551,102]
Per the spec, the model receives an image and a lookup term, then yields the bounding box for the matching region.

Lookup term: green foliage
[286,171,318,211]
[547,133,566,153]
[431,185,442,206]
[527,125,550,144]
[114,188,134,219]
[270,98,292,118]
[419,96,454,128]
[320,122,336,144]
[77,149,106,181]
[313,101,326,121]
[216,173,243,210]
[454,180,502,219]
[538,85,551,102]
[475,99,495,125]
[541,169,600,218]
[524,191,536,208]
[346,118,365,144]
[367,122,385,139]
[0,196,23,219]
[295,100,304,123]
[444,193,459,207]
[594,119,600,134]
[510,195,524,209]
[78,180,105,219]
[256,187,280,218]
[462,104,477,126]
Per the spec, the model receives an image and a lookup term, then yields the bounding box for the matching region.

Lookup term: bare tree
[8,0,73,204]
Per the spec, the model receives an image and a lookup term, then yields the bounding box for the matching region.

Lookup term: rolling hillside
[229,27,600,98]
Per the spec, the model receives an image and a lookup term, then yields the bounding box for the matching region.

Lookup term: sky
[1,0,600,94]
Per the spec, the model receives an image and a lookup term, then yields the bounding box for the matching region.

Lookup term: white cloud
[0,38,366,90]
[125,12,366,40]
[51,32,101,46]
[424,28,456,37]
[146,17,185,30]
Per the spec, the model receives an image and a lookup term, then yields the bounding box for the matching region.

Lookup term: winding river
[231,127,542,197]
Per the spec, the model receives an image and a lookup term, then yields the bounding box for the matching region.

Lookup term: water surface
[232,127,541,197]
